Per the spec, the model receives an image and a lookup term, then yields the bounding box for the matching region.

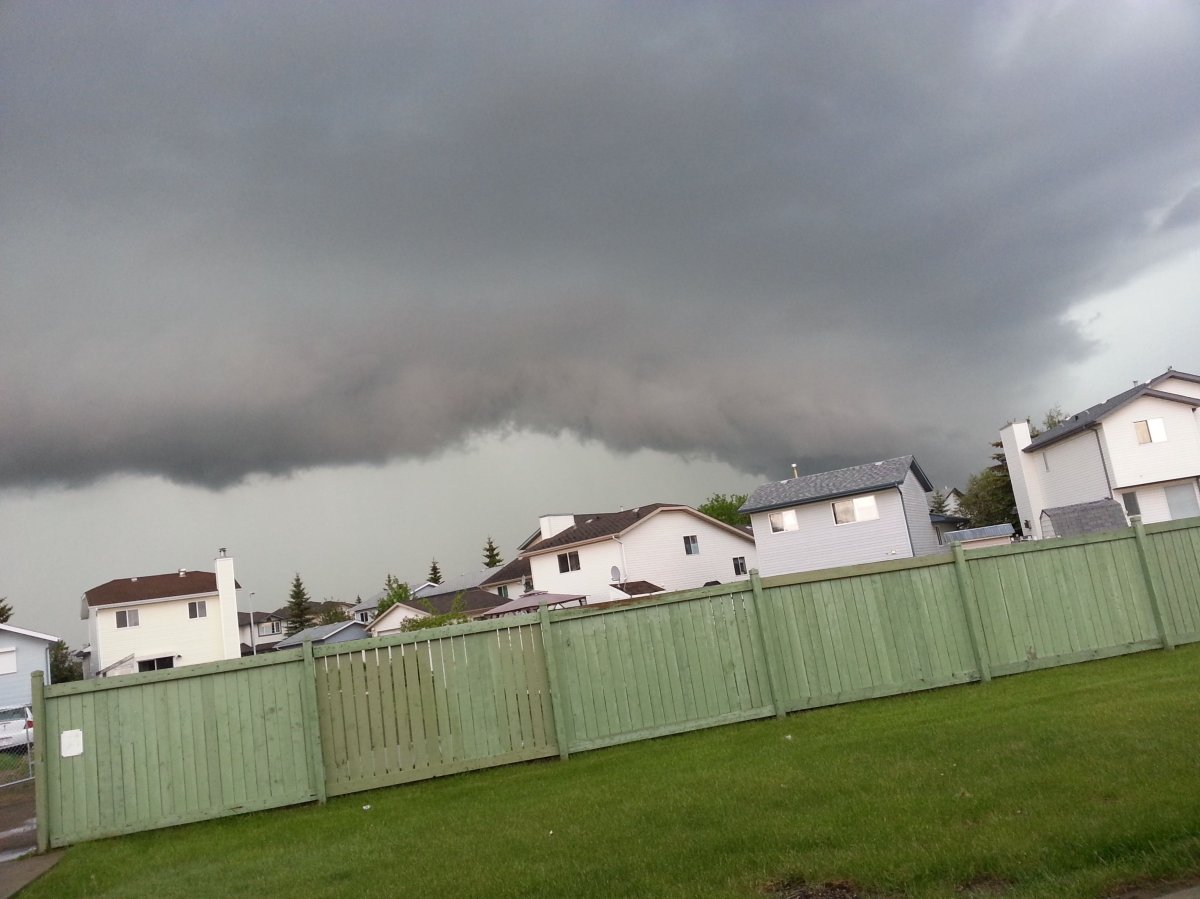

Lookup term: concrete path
[0,851,62,899]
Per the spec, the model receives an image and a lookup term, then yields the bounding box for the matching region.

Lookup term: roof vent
[791,463,799,479]
[179,569,187,577]
[130,577,137,582]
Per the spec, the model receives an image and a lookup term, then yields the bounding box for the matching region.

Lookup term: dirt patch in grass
[1106,874,1200,898]
[761,879,873,899]
[955,875,1013,895]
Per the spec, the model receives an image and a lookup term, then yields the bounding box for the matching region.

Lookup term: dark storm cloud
[3,1,1199,489]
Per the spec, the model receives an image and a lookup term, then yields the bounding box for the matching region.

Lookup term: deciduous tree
[376,574,412,617]
[49,641,83,683]
[696,492,750,528]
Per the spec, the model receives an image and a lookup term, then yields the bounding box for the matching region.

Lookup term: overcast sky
[3,1,1198,645]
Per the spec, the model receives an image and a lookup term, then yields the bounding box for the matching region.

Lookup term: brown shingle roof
[84,570,239,608]
[524,504,674,553]
[480,556,531,587]
[411,587,501,616]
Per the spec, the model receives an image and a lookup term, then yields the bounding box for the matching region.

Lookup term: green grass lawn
[23,644,1200,899]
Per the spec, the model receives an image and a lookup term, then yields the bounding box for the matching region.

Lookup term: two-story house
[519,504,758,603]
[1001,369,1200,539]
[741,455,942,578]
[81,550,242,677]
[0,623,60,709]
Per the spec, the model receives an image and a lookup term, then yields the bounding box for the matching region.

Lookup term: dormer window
[1134,418,1167,444]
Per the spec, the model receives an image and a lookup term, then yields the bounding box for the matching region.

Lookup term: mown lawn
[23,644,1200,899]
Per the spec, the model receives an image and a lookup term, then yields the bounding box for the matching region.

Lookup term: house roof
[236,611,281,626]
[942,523,1015,544]
[84,570,241,608]
[1026,370,1200,452]
[480,556,531,587]
[414,569,491,597]
[268,599,351,619]
[523,504,753,555]
[274,620,365,650]
[411,587,502,616]
[740,456,933,515]
[1040,499,1129,537]
[0,622,60,643]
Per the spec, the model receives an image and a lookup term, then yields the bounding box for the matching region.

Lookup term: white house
[1001,369,1200,539]
[81,550,242,677]
[518,504,758,603]
[0,622,60,709]
[741,456,942,579]
[237,610,286,655]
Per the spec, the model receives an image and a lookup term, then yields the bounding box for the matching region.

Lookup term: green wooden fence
[34,516,1200,848]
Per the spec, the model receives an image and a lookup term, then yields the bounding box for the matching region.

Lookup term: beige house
[82,550,242,677]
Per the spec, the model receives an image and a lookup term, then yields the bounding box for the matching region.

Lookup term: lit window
[768,509,799,533]
[188,600,207,619]
[557,551,581,573]
[115,609,140,629]
[732,556,747,576]
[1134,418,1167,444]
[683,535,700,555]
[833,495,879,525]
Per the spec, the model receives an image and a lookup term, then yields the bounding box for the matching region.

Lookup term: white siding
[1101,396,1200,490]
[1155,376,1200,400]
[618,510,757,591]
[1122,478,1200,525]
[898,470,941,557]
[94,593,229,674]
[369,604,428,637]
[751,488,913,578]
[529,541,624,602]
[1039,430,1112,509]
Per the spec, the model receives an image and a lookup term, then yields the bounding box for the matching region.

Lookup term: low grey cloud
[3,0,1199,491]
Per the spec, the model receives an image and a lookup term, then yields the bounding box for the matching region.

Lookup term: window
[557,551,581,573]
[833,495,879,525]
[497,585,509,599]
[0,648,16,676]
[683,535,700,555]
[137,657,174,673]
[188,600,207,619]
[769,509,799,533]
[1134,418,1167,444]
[115,609,139,629]
[1121,492,1141,516]
[732,556,747,576]
[1165,484,1200,520]
[356,611,370,623]
[258,620,282,637]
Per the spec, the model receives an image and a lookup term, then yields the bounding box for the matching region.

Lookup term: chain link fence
[0,704,35,788]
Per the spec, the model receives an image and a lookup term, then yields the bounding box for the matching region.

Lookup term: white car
[0,706,34,752]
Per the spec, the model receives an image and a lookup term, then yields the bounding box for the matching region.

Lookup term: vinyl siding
[0,632,54,708]
[1121,478,1200,525]
[617,509,756,591]
[897,470,941,556]
[529,540,624,602]
[751,488,913,578]
[1039,430,1112,508]
[1155,376,1200,400]
[93,593,229,674]
[1100,396,1200,489]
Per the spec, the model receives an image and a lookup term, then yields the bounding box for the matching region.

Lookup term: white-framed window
[558,551,581,573]
[769,509,799,533]
[115,609,140,629]
[1134,418,1167,444]
[732,556,747,576]
[188,600,207,619]
[258,620,282,637]
[497,585,509,599]
[1165,483,1200,520]
[683,535,700,555]
[356,611,371,623]
[0,647,16,676]
[833,495,879,525]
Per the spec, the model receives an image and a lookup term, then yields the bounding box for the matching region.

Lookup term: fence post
[1130,516,1174,650]
[951,544,992,683]
[299,638,328,804]
[748,570,786,719]
[32,670,49,853]
[539,603,570,760]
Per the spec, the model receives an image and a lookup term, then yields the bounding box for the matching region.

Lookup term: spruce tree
[482,537,504,569]
[285,574,316,636]
[427,559,443,585]
[0,596,11,624]
[929,490,949,516]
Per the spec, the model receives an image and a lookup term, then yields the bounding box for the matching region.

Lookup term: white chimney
[214,550,241,661]
[538,514,577,540]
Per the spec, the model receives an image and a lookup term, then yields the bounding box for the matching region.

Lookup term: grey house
[0,623,60,709]
[741,455,942,578]
[274,620,368,651]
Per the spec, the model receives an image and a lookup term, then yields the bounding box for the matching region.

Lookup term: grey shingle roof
[274,620,365,649]
[1040,500,1128,538]
[942,524,1015,543]
[740,456,932,514]
[1026,370,1200,452]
